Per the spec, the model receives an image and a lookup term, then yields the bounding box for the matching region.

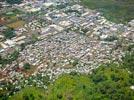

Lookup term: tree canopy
[5,0,22,4]
[122,44,134,73]
[3,28,15,39]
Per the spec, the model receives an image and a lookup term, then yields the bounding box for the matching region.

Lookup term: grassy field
[9,63,134,100]
[0,9,25,27]
[81,0,134,23]
[7,20,25,28]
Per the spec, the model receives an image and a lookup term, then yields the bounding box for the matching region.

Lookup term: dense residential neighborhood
[0,0,134,100]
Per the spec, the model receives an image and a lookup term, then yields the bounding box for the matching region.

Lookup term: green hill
[81,0,134,23]
[9,64,134,100]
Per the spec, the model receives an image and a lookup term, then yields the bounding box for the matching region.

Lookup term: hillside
[0,0,134,100]
[9,64,134,100]
[81,0,134,23]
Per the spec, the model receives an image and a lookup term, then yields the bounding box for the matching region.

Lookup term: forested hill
[81,0,134,23]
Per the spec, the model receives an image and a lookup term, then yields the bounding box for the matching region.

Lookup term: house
[59,20,72,28]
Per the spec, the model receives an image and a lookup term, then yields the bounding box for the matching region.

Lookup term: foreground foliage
[9,63,134,100]
[9,87,46,100]
[122,44,134,73]
[122,51,134,73]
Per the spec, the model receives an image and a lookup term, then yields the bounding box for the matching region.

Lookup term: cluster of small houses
[0,0,134,96]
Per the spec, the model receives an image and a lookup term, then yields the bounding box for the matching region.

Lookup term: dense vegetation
[5,0,22,4]
[44,64,134,100]
[122,51,134,72]
[3,28,16,39]
[9,87,46,100]
[9,62,134,100]
[122,44,134,73]
[0,50,19,66]
[23,63,31,70]
[81,0,134,23]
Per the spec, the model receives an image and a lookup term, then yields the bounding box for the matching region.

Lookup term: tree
[0,55,3,64]
[6,0,22,4]
[23,63,31,70]
[0,51,19,66]
[9,50,19,61]
[30,94,35,100]
[104,35,118,42]
[3,28,15,39]
[31,34,38,43]
[92,74,107,83]
[57,94,63,99]
[23,95,29,100]
[122,51,134,73]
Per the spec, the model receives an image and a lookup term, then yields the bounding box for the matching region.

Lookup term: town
[0,0,134,99]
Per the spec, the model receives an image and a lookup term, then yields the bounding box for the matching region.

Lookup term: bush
[9,50,19,61]
[104,35,118,42]
[92,74,107,83]
[6,0,22,4]
[23,63,31,70]
[0,50,19,66]
[122,51,134,73]
[57,94,63,99]
[3,28,15,39]
[23,95,29,100]
[71,59,79,67]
